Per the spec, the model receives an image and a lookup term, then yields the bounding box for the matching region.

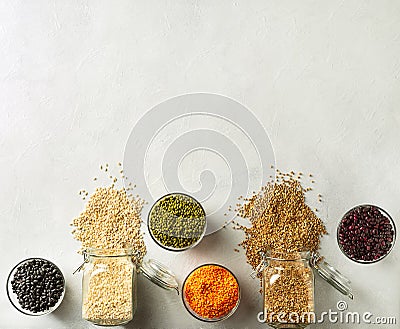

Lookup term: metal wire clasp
[73,251,89,275]
[250,252,268,279]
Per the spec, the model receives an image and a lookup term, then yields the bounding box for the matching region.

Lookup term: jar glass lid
[140,258,179,294]
[310,252,354,300]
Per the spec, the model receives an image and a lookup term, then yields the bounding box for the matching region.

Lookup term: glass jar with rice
[78,248,178,326]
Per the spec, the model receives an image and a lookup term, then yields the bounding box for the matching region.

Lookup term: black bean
[10,259,64,313]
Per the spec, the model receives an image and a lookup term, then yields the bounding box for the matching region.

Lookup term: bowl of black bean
[337,204,396,264]
[6,258,65,315]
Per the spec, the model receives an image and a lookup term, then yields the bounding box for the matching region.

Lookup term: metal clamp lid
[73,248,143,274]
[310,252,353,300]
[250,252,268,279]
[139,258,179,294]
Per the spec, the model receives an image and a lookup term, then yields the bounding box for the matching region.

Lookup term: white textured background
[1,1,400,328]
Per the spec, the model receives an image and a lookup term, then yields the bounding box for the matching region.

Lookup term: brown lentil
[263,252,314,325]
[234,171,325,326]
[236,171,327,275]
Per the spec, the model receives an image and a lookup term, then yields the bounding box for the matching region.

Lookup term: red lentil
[183,264,239,320]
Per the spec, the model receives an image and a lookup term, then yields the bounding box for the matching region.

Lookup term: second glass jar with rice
[255,250,353,329]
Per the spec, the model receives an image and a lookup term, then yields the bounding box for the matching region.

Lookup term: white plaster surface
[1,1,399,328]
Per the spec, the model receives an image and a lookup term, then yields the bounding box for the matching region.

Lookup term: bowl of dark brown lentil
[337,205,396,264]
[148,193,207,251]
[6,258,65,315]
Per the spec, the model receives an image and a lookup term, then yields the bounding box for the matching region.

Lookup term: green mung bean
[148,193,206,250]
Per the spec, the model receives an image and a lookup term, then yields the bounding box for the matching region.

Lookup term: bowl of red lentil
[182,264,240,322]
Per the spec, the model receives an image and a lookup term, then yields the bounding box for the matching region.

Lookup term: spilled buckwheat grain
[236,170,327,273]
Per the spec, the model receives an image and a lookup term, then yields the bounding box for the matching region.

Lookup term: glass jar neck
[84,247,140,258]
[265,250,310,262]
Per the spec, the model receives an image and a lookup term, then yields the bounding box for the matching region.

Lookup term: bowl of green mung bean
[148,193,207,251]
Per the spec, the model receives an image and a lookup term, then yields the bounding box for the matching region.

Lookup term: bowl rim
[6,257,66,316]
[337,204,397,264]
[147,192,207,252]
[181,263,241,322]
